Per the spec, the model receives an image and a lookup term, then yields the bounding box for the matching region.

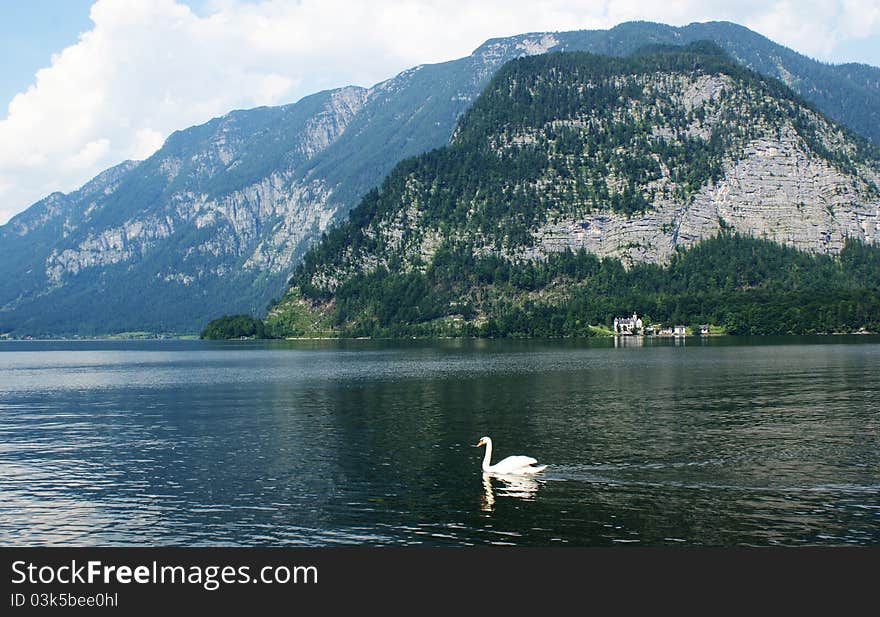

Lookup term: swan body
[475,436,547,475]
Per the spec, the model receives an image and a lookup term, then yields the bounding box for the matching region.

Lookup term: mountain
[3,21,880,336]
[263,44,880,338]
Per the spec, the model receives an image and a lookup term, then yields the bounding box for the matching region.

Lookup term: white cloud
[64,138,111,172]
[839,0,880,39]
[129,128,166,161]
[1,0,879,224]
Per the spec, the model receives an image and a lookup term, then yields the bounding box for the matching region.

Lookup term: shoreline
[3,331,879,342]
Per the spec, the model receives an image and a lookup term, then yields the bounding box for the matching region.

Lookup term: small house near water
[613,313,644,336]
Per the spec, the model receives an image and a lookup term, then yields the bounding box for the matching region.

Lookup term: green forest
[289,45,879,293]
[201,314,267,340]
[257,234,880,339]
[206,45,880,341]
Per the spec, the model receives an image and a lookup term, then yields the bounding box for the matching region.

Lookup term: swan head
[474,436,491,448]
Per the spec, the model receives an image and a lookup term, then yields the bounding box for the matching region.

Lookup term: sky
[1,0,880,225]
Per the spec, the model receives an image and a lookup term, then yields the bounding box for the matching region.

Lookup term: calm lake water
[1,337,878,546]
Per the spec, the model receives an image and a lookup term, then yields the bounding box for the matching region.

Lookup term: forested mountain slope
[264,45,880,338]
[3,21,880,336]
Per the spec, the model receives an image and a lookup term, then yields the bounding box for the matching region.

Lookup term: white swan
[474,436,547,475]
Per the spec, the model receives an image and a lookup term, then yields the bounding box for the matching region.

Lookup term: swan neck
[482,438,493,471]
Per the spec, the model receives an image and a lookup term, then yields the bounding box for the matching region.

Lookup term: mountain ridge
[3,20,880,336]
[263,45,880,338]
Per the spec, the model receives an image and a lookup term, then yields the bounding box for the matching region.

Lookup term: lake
[1,336,878,546]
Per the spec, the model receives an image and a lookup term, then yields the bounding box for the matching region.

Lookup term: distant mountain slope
[265,45,880,338]
[2,21,880,336]
[557,21,880,147]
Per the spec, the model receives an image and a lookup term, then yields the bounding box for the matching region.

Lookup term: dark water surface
[1,336,878,546]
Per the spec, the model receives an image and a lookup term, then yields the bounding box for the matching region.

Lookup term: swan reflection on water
[480,472,542,512]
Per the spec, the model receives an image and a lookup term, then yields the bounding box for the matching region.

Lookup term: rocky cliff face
[3,22,880,335]
[533,132,880,266]
[43,85,370,284]
[0,30,579,335]
[521,75,880,265]
[286,48,880,302]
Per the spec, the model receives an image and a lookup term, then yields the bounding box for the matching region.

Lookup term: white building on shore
[614,312,643,336]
